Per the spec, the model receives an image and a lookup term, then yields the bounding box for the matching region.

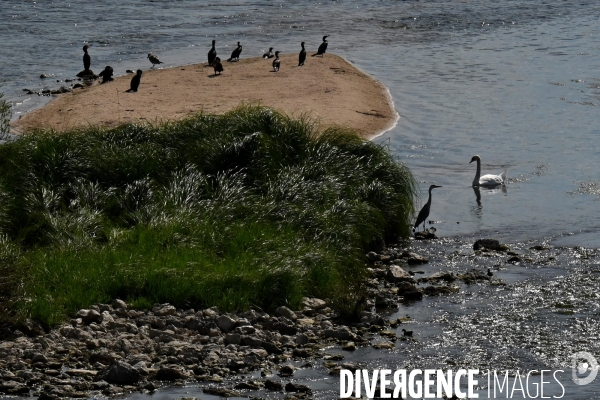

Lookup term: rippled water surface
[2,0,600,398]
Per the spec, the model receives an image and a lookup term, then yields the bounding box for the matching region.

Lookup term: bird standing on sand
[98,66,114,83]
[227,42,242,62]
[208,40,217,66]
[147,53,163,68]
[83,45,91,71]
[470,155,506,187]
[401,329,413,337]
[263,47,274,59]
[413,184,442,231]
[213,57,224,75]
[298,42,306,66]
[272,51,281,72]
[312,36,329,57]
[126,69,143,92]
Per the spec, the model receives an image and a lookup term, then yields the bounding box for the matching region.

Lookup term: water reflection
[473,186,482,207]
[471,185,507,217]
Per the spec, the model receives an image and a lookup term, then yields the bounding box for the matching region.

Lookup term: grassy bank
[0,105,415,327]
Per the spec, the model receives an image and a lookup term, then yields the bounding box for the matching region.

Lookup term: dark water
[2,0,600,398]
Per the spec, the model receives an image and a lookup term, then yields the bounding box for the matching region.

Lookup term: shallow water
[2,0,600,398]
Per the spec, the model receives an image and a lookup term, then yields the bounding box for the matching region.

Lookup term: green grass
[0,105,416,327]
[0,91,11,138]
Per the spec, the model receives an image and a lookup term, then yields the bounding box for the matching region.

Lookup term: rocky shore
[0,240,511,400]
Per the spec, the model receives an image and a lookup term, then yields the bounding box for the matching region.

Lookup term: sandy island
[12,54,397,139]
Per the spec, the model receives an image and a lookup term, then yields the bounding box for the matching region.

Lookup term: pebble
[0,244,499,398]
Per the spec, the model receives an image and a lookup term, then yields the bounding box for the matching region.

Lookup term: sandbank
[12,54,397,139]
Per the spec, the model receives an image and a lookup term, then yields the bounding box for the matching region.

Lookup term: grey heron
[413,184,442,231]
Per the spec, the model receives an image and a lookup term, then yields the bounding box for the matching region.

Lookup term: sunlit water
[2,1,600,398]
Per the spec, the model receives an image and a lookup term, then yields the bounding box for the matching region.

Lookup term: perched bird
[298,42,306,66]
[82,45,91,71]
[413,185,442,231]
[401,329,413,337]
[487,268,494,279]
[126,69,143,92]
[312,35,329,57]
[227,42,242,62]
[147,53,163,68]
[263,47,274,59]
[213,57,224,75]
[272,51,281,72]
[98,66,114,84]
[208,40,217,66]
[470,155,506,187]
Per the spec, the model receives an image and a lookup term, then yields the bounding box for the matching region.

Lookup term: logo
[571,351,598,386]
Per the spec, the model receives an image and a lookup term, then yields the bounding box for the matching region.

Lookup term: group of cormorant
[206,36,328,75]
[78,35,329,92]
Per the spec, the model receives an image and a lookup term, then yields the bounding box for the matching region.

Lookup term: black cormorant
[227,42,242,62]
[98,66,114,84]
[263,47,274,59]
[213,57,224,75]
[298,42,306,66]
[312,36,329,57]
[272,51,280,72]
[126,69,143,92]
[413,184,442,231]
[401,329,413,337]
[208,40,217,66]
[147,53,163,68]
[83,45,91,71]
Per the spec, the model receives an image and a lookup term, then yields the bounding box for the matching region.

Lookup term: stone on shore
[96,360,140,385]
[275,306,298,320]
[385,265,414,283]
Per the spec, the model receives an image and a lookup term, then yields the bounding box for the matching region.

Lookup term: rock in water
[385,265,414,283]
[76,70,97,79]
[402,250,429,264]
[473,239,509,252]
[415,230,437,240]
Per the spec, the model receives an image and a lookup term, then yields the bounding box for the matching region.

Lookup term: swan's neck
[473,160,481,185]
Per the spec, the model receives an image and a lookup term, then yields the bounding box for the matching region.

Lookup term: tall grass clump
[0,105,416,327]
[0,91,12,138]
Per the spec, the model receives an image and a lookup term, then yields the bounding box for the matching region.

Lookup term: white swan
[470,155,506,187]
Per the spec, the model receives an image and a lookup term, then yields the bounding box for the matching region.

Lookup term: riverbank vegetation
[0,91,11,138]
[0,105,415,328]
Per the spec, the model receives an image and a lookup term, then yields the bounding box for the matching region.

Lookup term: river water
[1,0,600,398]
